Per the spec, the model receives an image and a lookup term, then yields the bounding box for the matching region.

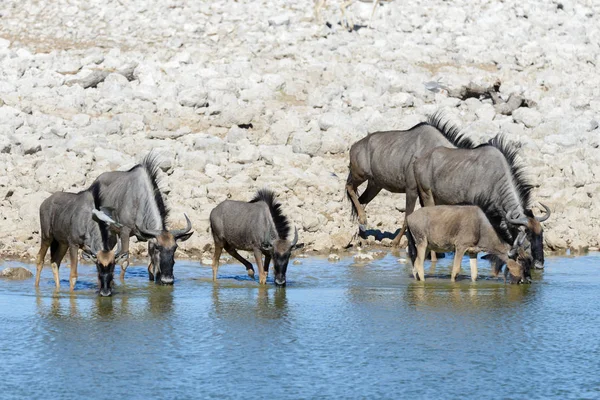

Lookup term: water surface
[1,253,599,399]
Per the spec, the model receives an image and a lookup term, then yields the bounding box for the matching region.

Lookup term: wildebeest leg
[368,0,379,28]
[119,228,131,280]
[224,245,255,278]
[254,249,267,284]
[451,248,466,282]
[50,242,68,290]
[211,244,223,281]
[340,0,354,30]
[68,245,79,291]
[469,253,478,282]
[35,240,50,287]
[392,190,418,247]
[418,188,439,262]
[264,255,271,275]
[414,239,427,281]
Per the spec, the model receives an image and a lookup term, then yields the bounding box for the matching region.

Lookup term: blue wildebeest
[210,189,301,286]
[89,154,194,284]
[35,190,126,296]
[413,135,551,270]
[346,112,476,247]
[405,205,531,283]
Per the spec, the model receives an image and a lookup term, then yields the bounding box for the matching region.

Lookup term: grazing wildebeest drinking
[210,189,301,286]
[413,135,551,269]
[405,205,531,283]
[346,112,476,247]
[35,190,126,296]
[89,153,194,284]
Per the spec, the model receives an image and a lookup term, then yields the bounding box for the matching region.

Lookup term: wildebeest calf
[405,205,531,283]
[209,189,301,286]
[36,190,126,296]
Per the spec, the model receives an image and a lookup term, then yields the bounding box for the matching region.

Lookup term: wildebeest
[35,190,126,296]
[413,135,551,269]
[405,205,531,283]
[346,112,475,246]
[209,189,301,286]
[89,154,194,284]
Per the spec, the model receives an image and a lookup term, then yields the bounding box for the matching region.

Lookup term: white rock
[178,88,209,108]
[513,107,542,128]
[328,254,340,262]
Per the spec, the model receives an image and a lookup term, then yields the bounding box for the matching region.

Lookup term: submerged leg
[211,244,223,282]
[68,245,79,291]
[119,230,131,280]
[224,245,255,278]
[469,253,478,282]
[414,240,427,281]
[264,255,271,275]
[254,249,266,285]
[451,248,465,282]
[35,240,50,287]
[50,242,68,290]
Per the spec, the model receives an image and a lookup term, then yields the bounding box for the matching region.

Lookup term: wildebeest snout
[160,276,174,285]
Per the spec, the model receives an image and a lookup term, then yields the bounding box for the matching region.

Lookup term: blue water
[1,253,599,399]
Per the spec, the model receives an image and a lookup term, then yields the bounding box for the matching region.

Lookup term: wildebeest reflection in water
[34,286,174,320]
[211,284,288,321]
[404,280,535,310]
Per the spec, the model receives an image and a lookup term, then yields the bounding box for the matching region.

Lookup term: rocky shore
[0,0,598,262]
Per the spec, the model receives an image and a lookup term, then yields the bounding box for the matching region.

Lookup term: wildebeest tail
[345,170,358,220]
[406,228,417,265]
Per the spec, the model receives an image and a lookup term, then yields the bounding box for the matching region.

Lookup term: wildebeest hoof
[358,224,367,232]
[533,261,544,270]
[247,269,255,278]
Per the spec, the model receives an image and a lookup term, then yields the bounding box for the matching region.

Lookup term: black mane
[249,189,290,240]
[411,111,476,149]
[464,195,516,245]
[478,135,533,208]
[141,152,170,227]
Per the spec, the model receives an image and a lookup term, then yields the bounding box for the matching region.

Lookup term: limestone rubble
[0,0,598,262]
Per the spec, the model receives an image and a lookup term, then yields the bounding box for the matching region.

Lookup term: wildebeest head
[83,244,128,297]
[503,230,532,284]
[507,203,551,270]
[261,227,302,287]
[139,214,194,285]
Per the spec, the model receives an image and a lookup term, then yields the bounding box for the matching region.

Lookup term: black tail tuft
[250,188,290,240]
[345,171,359,220]
[406,228,417,265]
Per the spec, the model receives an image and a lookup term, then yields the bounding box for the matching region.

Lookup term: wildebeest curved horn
[138,227,163,239]
[506,209,528,227]
[290,227,298,247]
[535,203,551,222]
[170,213,193,238]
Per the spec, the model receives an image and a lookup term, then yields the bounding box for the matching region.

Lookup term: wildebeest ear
[175,231,194,243]
[291,242,305,251]
[115,251,129,264]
